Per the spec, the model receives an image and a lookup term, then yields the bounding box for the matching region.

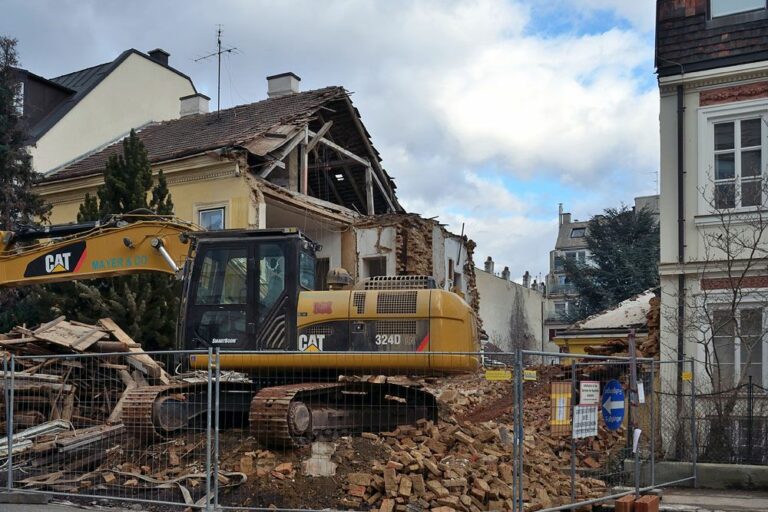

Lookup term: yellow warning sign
[682,371,692,382]
[550,381,572,435]
[485,369,512,381]
[523,369,537,381]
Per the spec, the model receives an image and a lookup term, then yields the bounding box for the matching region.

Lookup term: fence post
[214,347,221,511]
[205,348,213,512]
[690,358,697,488]
[570,359,576,505]
[747,376,754,465]
[511,351,517,512]
[516,348,524,512]
[6,354,14,491]
[650,361,656,488]
[3,353,10,492]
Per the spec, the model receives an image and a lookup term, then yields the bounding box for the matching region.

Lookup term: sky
[1,0,659,281]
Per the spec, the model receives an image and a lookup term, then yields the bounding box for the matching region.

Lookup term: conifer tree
[564,206,659,321]
[59,130,179,349]
[0,37,52,331]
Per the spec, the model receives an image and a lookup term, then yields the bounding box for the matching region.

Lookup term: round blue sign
[601,379,625,431]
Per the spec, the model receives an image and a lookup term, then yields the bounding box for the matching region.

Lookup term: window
[711,0,765,18]
[713,119,764,209]
[565,250,586,263]
[699,102,768,214]
[364,256,387,278]
[711,308,765,387]
[258,244,285,319]
[194,248,247,305]
[570,227,586,238]
[199,207,225,230]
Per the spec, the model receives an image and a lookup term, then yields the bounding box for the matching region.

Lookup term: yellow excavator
[0,214,479,445]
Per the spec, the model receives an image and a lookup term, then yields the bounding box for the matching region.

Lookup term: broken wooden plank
[98,318,169,384]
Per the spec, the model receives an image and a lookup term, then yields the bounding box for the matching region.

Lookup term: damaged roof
[43,85,402,214]
[44,86,346,182]
[564,289,656,333]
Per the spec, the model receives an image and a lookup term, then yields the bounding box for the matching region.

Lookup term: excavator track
[121,386,172,437]
[249,381,438,447]
[121,383,211,438]
[249,383,340,447]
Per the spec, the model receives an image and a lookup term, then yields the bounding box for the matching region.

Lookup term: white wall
[305,229,342,269]
[31,52,196,174]
[355,226,397,277]
[476,268,554,352]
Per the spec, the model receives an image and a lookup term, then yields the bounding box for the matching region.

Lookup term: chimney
[267,72,301,97]
[501,266,511,281]
[561,212,571,225]
[522,270,530,288]
[148,48,170,66]
[180,93,210,117]
[484,256,494,274]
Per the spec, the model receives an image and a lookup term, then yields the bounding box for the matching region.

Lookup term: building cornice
[659,61,768,95]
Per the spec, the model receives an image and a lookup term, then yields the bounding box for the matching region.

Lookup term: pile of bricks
[338,413,611,512]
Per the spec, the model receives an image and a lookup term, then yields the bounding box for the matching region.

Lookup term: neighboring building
[544,204,590,339]
[475,259,552,353]
[544,196,660,343]
[12,48,197,174]
[553,289,656,357]
[656,0,768,464]
[34,75,479,307]
[657,0,768,386]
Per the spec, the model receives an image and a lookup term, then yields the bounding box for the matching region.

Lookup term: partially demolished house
[35,74,478,303]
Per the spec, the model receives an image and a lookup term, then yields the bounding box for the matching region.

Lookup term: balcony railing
[547,283,578,295]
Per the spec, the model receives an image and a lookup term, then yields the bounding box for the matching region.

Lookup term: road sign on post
[601,379,625,431]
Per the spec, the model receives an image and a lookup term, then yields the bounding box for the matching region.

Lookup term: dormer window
[711,0,765,18]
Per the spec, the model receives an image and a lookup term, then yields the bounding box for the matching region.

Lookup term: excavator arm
[0,214,197,288]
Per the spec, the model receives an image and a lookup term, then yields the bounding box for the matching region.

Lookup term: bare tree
[664,173,768,463]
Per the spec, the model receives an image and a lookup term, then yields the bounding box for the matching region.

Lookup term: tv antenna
[195,25,239,114]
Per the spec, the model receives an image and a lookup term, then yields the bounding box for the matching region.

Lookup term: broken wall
[353,214,480,318]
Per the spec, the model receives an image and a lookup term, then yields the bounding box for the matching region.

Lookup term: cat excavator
[0,214,479,445]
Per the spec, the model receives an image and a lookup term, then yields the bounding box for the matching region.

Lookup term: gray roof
[555,220,589,250]
[27,49,196,143]
[51,62,113,92]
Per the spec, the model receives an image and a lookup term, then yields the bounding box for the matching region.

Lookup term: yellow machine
[1,214,480,444]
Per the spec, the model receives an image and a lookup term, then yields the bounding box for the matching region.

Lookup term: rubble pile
[583,295,661,359]
[0,316,169,432]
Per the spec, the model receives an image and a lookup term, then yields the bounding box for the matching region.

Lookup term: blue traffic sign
[601,379,625,431]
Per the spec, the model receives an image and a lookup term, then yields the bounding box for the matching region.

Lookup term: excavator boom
[0,215,195,287]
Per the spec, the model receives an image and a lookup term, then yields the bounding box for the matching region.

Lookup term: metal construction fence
[690,378,768,465]
[0,347,699,511]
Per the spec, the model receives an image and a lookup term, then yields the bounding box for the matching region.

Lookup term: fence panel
[514,352,698,512]
[0,350,214,510]
[0,347,706,511]
[213,351,515,512]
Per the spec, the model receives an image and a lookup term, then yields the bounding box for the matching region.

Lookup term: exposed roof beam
[341,96,400,210]
[306,121,333,152]
[259,129,306,178]
[307,130,396,213]
[308,130,368,166]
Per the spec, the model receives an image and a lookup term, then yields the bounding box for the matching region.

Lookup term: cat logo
[24,241,87,278]
[298,334,325,352]
[45,252,72,273]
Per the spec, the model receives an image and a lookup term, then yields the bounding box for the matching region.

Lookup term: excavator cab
[179,228,319,352]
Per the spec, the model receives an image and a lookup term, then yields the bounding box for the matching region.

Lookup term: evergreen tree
[564,205,659,321]
[57,131,179,349]
[0,37,52,331]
